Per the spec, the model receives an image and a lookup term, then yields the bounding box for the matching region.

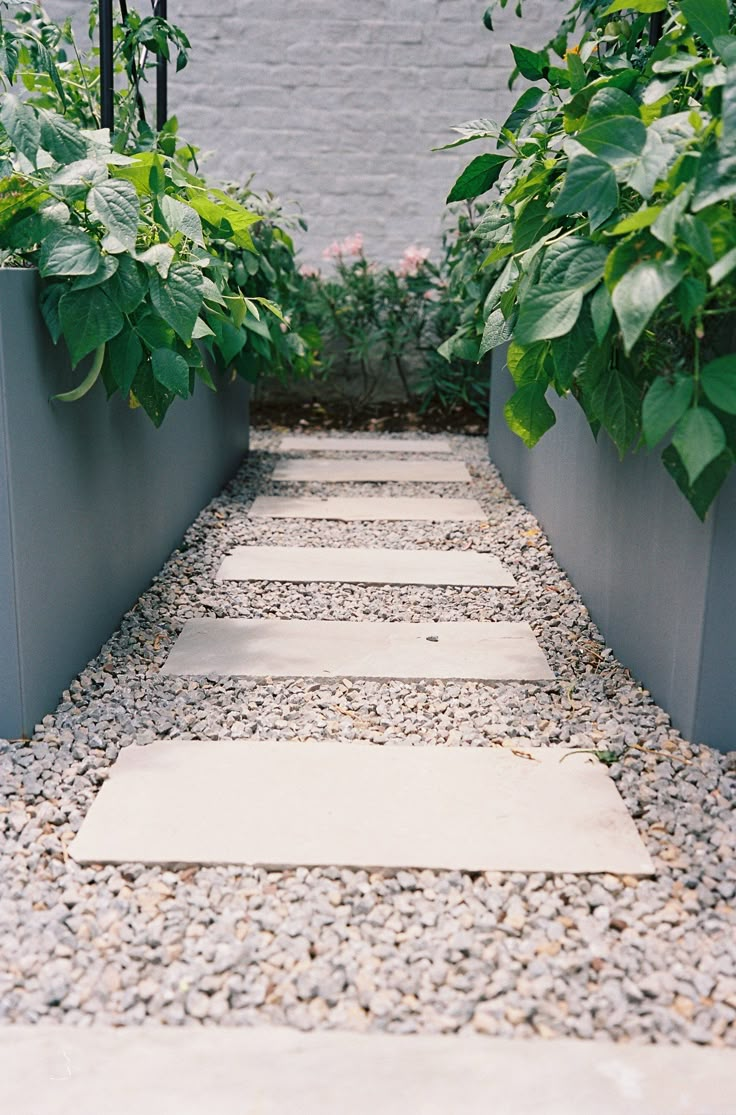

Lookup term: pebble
[0,431,733,1048]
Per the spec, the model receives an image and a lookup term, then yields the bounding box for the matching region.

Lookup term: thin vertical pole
[99,0,115,131]
[649,11,665,46]
[156,0,168,130]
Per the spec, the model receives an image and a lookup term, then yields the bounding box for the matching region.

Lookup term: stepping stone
[280,435,453,453]
[71,739,653,874]
[272,458,471,482]
[161,619,553,682]
[249,496,486,521]
[216,546,516,587]
[3,1027,733,1115]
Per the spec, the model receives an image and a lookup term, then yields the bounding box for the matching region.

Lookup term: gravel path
[0,430,734,1045]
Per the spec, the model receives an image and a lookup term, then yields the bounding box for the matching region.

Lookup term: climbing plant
[446,0,736,517]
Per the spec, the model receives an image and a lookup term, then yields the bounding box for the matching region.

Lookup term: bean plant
[447,0,736,517]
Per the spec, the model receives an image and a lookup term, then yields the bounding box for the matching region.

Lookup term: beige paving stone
[216,546,516,586]
[160,619,552,681]
[71,740,652,874]
[248,496,486,521]
[280,435,454,453]
[271,458,471,482]
[2,1026,733,1115]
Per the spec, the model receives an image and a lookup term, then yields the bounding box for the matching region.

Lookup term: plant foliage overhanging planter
[489,348,736,753]
[0,267,249,738]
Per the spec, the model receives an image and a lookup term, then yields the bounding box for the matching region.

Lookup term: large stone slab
[71,739,652,874]
[161,619,553,681]
[272,458,471,482]
[249,496,486,521]
[216,546,515,586]
[2,1027,732,1115]
[280,435,453,453]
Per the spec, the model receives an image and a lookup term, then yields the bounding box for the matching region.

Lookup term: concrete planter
[0,269,249,738]
[489,348,736,753]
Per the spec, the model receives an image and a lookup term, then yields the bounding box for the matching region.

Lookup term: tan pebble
[472,1008,498,1035]
[558,916,575,930]
[673,995,696,1021]
[536,941,562,957]
[505,1006,528,1026]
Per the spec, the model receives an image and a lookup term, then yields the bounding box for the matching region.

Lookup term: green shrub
[447,0,736,516]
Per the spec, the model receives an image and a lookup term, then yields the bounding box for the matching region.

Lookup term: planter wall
[0,269,249,738]
[489,347,736,753]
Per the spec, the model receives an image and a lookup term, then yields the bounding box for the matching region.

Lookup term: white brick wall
[51,0,564,265]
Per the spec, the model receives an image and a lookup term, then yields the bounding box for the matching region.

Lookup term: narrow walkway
[0,431,734,1054]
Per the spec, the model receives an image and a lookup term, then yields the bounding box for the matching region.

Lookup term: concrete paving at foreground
[2,1026,734,1115]
[161,619,553,682]
[216,545,516,586]
[271,458,472,482]
[70,740,654,873]
[279,434,454,453]
[248,495,487,521]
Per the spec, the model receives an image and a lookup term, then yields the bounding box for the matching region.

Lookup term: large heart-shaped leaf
[447,154,509,203]
[612,257,685,353]
[0,93,40,165]
[88,179,140,251]
[58,285,124,366]
[39,227,101,278]
[151,348,190,398]
[149,262,204,343]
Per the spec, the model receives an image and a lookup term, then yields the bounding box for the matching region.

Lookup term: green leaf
[578,115,647,167]
[39,228,102,278]
[552,154,618,230]
[40,282,64,343]
[514,288,583,345]
[675,276,706,325]
[446,154,509,203]
[72,255,119,290]
[625,130,677,199]
[206,313,247,365]
[149,263,204,343]
[538,238,608,295]
[701,356,736,413]
[107,330,142,396]
[107,255,147,313]
[480,309,513,356]
[151,348,190,398]
[585,88,641,123]
[672,406,727,484]
[604,0,666,11]
[662,443,733,520]
[137,243,175,278]
[135,311,175,352]
[590,364,640,453]
[87,179,140,251]
[51,158,107,193]
[434,118,501,151]
[641,376,694,448]
[692,146,736,210]
[611,257,685,353]
[504,382,556,447]
[680,0,729,48]
[131,365,174,428]
[58,286,124,366]
[708,246,736,286]
[160,194,204,245]
[590,284,613,344]
[0,93,40,165]
[512,197,550,252]
[502,88,544,134]
[40,111,87,164]
[510,45,548,82]
[611,207,663,235]
[188,189,262,249]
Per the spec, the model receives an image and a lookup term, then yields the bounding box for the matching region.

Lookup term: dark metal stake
[155,0,168,130]
[99,0,115,131]
[649,11,665,46]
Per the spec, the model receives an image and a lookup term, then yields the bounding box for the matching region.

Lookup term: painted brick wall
[52,0,564,265]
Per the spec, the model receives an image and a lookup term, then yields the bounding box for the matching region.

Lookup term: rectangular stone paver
[280,435,453,453]
[161,619,552,681]
[249,496,486,521]
[71,739,652,874]
[216,546,516,587]
[272,458,471,482]
[2,1027,733,1115]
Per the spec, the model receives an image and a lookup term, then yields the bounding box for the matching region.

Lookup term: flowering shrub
[289,220,489,417]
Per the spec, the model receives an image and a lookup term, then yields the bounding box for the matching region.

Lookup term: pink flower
[398,244,431,277]
[321,232,365,261]
[299,263,321,277]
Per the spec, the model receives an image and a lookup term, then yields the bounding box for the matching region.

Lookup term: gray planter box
[489,348,736,753]
[0,269,249,738]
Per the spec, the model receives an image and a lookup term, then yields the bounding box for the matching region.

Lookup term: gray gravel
[0,429,734,1045]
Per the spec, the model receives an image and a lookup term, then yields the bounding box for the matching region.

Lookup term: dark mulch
[249,397,488,436]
